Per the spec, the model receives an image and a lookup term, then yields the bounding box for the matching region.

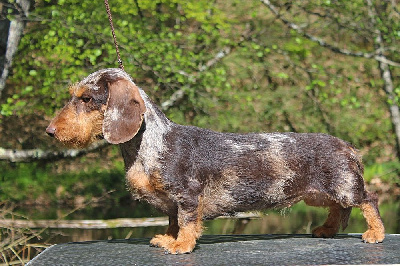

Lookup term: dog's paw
[150,234,175,249]
[312,226,338,238]
[164,240,196,254]
[362,229,385,243]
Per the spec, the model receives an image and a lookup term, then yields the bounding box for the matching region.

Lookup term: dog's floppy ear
[103,79,146,144]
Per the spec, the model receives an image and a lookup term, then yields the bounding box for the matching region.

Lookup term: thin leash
[104,0,124,71]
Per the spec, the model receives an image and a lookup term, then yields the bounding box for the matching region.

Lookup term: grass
[0,202,48,265]
[0,189,118,265]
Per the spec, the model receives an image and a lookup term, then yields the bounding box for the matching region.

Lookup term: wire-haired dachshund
[46,68,385,254]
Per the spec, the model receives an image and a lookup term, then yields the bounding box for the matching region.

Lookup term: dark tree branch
[133,0,143,19]
[298,4,376,38]
[259,0,400,67]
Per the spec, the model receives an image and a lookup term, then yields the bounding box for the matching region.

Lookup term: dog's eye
[81,97,92,103]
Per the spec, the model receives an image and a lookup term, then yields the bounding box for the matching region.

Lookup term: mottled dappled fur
[47,68,385,254]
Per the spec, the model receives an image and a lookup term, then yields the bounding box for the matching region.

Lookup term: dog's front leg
[164,199,204,254]
[150,215,179,249]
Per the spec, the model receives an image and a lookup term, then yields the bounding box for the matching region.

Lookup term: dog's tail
[341,207,352,231]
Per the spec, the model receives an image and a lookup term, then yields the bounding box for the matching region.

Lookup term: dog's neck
[119,89,172,174]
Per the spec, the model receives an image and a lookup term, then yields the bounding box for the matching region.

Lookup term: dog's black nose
[46,126,56,137]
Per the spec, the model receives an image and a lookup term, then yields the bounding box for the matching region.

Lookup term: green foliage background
[1,0,400,204]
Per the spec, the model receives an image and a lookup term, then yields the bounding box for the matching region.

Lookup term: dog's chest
[126,163,173,213]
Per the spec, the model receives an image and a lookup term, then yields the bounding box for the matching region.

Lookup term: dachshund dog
[46,68,385,254]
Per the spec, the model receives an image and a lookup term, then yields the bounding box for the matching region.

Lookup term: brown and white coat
[46,68,385,254]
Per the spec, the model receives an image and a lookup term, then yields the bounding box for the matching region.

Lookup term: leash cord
[104,0,124,71]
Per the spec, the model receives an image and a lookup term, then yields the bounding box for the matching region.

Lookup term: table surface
[27,234,400,265]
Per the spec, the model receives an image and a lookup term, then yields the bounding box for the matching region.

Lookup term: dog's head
[46,68,146,148]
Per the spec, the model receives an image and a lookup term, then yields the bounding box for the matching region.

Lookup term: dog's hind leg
[310,203,351,238]
[360,192,385,243]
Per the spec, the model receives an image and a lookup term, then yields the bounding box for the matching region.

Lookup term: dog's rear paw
[150,234,175,249]
[362,229,385,243]
[312,226,338,238]
[164,240,196,254]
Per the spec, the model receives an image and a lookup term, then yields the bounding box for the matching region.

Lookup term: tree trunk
[366,0,400,158]
[378,61,400,158]
[0,0,31,98]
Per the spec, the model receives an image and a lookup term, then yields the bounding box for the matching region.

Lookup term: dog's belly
[202,179,304,219]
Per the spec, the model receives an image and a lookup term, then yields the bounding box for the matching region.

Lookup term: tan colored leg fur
[360,202,385,243]
[164,222,203,254]
[150,216,179,249]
